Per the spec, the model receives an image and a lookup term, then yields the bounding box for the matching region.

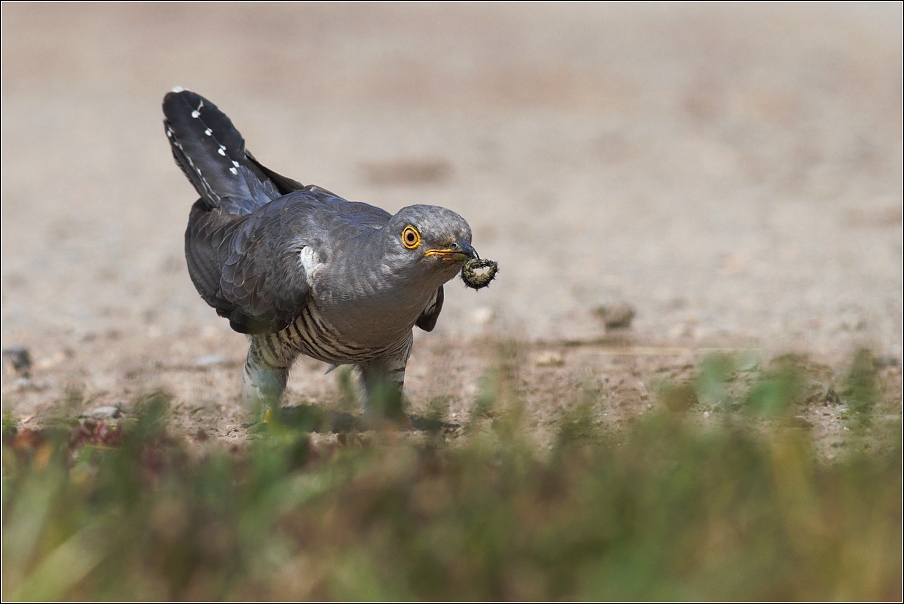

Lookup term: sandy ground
[2,4,902,445]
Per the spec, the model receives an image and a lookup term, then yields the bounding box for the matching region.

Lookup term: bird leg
[358,350,410,425]
[241,335,297,420]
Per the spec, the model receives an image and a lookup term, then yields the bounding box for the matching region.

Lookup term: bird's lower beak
[425,239,479,262]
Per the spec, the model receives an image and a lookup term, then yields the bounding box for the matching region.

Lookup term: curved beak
[424,239,479,262]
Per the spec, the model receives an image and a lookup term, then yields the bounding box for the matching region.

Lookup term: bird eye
[401,226,421,249]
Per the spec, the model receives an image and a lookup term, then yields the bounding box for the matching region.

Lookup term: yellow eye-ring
[401,225,421,249]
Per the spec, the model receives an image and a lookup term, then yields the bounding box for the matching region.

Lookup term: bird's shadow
[263,403,459,434]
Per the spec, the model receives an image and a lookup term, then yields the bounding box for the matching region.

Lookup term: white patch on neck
[299,246,321,284]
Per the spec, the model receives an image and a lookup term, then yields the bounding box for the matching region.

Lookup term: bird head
[384,205,477,283]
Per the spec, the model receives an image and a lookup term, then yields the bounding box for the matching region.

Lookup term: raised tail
[163,88,306,215]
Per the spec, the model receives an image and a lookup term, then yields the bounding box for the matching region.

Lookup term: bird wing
[186,196,313,334]
[186,190,392,335]
[415,286,444,332]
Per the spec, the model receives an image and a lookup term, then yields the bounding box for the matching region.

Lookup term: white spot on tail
[205,128,212,136]
[230,167,238,175]
[191,110,200,118]
[233,161,240,167]
[171,85,185,93]
[218,148,226,156]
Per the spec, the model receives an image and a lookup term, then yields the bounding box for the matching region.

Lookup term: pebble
[534,351,564,367]
[84,406,123,420]
[2,347,32,377]
[593,303,636,329]
[194,354,229,366]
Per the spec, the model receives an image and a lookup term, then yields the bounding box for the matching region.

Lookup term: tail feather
[246,152,307,196]
[163,89,297,215]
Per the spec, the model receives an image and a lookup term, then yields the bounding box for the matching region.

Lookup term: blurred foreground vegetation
[2,349,901,600]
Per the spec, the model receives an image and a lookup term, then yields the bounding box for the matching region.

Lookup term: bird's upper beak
[424,239,479,262]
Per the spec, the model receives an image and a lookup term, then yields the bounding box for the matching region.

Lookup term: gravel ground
[2,4,901,441]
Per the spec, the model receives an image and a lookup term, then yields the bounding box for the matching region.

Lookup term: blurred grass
[2,351,901,600]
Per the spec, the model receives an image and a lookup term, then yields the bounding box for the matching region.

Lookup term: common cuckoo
[163,89,485,420]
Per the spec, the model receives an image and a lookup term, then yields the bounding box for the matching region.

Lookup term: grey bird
[162,89,479,421]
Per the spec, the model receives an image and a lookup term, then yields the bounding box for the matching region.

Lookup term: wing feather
[416,286,444,332]
[185,190,391,335]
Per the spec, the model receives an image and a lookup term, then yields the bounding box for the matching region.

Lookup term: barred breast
[249,299,410,368]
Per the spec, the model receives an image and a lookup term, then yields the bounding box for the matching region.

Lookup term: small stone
[36,352,66,370]
[824,387,841,405]
[194,354,229,366]
[534,351,564,367]
[594,303,635,329]
[85,406,123,420]
[2,347,32,378]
